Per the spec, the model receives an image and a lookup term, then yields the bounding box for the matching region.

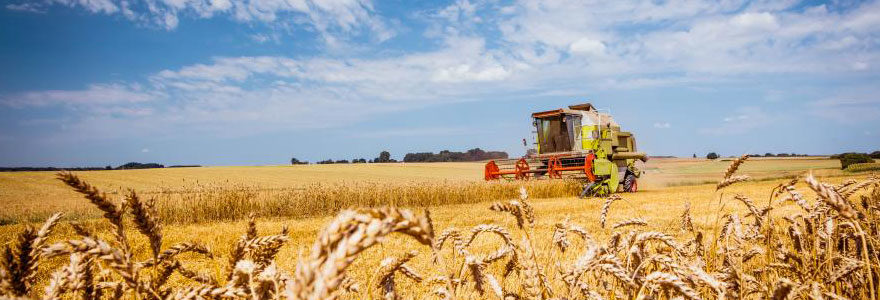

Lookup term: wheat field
[1,157,877,299]
[0,158,842,225]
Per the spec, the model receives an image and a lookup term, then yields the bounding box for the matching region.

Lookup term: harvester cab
[484,103,647,197]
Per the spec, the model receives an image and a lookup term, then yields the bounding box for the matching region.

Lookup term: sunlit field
[2,157,876,299]
[0,157,842,224]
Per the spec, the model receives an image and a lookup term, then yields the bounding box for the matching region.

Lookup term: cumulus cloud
[5,2,47,13]
[2,84,160,107]
[5,0,880,142]
[6,0,394,43]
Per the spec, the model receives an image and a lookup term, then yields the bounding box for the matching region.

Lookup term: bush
[706,152,719,160]
[837,153,874,169]
[870,151,880,159]
[116,162,164,170]
[290,157,308,165]
[845,162,880,173]
[374,151,396,163]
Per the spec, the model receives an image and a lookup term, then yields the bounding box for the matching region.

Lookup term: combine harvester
[484,103,647,197]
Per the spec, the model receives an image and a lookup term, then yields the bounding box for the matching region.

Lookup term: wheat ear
[288,207,433,300]
[600,195,622,228]
[125,190,163,259]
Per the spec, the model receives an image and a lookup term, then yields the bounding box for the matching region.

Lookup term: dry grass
[1,158,879,299]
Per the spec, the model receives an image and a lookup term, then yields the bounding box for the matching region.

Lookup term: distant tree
[706,152,719,160]
[116,162,164,170]
[692,153,696,158]
[764,153,775,157]
[402,148,508,162]
[290,157,308,165]
[105,165,113,170]
[837,153,874,169]
[316,159,335,164]
[870,151,880,159]
[335,159,350,164]
[374,151,396,163]
[352,158,367,163]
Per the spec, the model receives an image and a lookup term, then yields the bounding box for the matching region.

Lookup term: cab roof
[531,103,596,118]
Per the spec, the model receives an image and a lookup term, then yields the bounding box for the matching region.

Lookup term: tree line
[403,148,508,162]
[0,162,200,172]
[292,148,509,165]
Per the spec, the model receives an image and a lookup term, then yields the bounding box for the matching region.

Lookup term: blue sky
[1,0,879,166]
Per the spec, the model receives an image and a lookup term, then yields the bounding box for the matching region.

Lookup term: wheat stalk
[288,207,433,300]
[612,218,648,229]
[125,190,163,259]
[600,194,622,228]
[681,202,695,232]
[717,175,751,191]
[722,154,749,180]
[56,173,130,254]
[374,251,420,300]
[639,272,701,300]
[806,173,860,219]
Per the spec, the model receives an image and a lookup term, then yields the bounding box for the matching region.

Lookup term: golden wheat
[2,161,879,299]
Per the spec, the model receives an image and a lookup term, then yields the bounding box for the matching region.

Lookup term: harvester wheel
[623,173,638,192]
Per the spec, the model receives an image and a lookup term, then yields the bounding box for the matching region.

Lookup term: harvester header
[484,103,647,196]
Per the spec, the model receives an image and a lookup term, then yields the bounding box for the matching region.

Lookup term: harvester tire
[623,173,638,192]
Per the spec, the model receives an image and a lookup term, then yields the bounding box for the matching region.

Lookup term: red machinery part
[484,154,597,181]
[547,156,562,179]
[515,158,530,180]
[584,153,596,182]
[484,160,500,180]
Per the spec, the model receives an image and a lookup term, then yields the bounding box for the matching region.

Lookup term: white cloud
[6,0,394,46]
[5,0,880,143]
[250,33,280,44]
[2,84,160,107]
[141,148,150,153]
[5,2,47,13]
[569,37,606,57]
[653,122,671,129]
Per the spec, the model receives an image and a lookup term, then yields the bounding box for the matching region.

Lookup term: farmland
[0,157,842,224]
[1,156,877,299]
